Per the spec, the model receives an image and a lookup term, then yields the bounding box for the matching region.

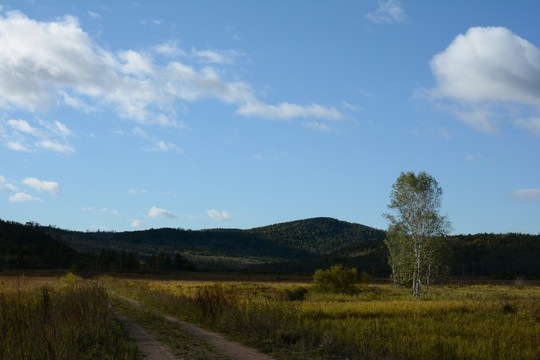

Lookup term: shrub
[313,265,358,294]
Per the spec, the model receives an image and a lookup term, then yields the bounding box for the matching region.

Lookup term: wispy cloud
[0,175,18,191]
[88,11,101,19]
[514,117,540,137]
[304,121,331,132]
[9,192,40,203]
[148,206,176,218]
[509,189,540,203]
[142,140,183,153]
[129,188,147,195]
[0,10,341,129]
[3,118,75,154]
[206,209,234,221]
[366,0,407,24]
[465,154,483,161]
[426,27,540,136]
[22,177,59,195]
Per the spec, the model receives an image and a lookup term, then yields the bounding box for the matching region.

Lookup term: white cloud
[9,192,40,202]
[206,209,234,221]
[22,177,59,195]
[514,117,540,137]
[88,11,101,19]
[3,118,74,153]
[509,189,540,203]
[129,188,147,195]
[428,27,540,134]
[148,206,176,218]
[236,101,342,120]
[53,121,72,136]
[118,50,153,75]
[143,140,183,152]
[0,10,341,128]
[465,154,483,161]
[131,219,145,228]
[304,121,331,132]
[152,40,185,57]
[0,175,18,191]
[192,49,237,64]
[366,0,407,24]
[7,141,30,152]
[38,139,75,154]
[8,119,41,136]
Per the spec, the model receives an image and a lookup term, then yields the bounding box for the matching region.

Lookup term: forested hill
[0,219,78,269]
[247,217,386,254]
[46,217,385,263]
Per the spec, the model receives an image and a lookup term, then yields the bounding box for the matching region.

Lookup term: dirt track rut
[112,291,275,360]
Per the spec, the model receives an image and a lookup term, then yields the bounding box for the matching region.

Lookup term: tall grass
[0,274,137,360]
[107,277,540,360]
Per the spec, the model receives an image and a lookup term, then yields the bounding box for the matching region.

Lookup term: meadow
[106,275,540,360]
[0,274,137,360]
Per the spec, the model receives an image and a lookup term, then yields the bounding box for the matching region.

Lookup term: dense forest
[0,219,76,269]
[0,217,538,278]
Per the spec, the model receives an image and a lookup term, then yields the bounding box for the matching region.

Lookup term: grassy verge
[105,276,540,360]
[0,274,137,360]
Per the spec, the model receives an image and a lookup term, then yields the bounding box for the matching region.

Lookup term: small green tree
[383,171,451,299]
[313,265,358,294]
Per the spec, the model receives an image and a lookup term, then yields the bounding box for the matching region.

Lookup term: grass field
[105,275,540,360]
[0,274,137,360]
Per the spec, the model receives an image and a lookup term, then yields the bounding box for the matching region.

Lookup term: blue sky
[0,1,539,234]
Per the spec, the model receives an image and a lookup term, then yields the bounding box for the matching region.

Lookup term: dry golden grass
[105,275,540,360]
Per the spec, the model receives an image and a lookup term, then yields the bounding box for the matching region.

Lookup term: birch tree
[383,171,450,299]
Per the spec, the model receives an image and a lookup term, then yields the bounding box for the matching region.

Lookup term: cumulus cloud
[428,27,540,134]
[0,10,341,128]
[509,189,540,203]
[366,0,407,24]
[206,209,233,221]
[148,206,176,218]
[9,192,40,202]
[22,177,59,195]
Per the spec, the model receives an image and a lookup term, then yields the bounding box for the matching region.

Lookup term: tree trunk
[425,262,431,298]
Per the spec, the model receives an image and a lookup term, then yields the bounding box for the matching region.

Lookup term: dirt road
[115,313,178,360]
[112,291,275,360]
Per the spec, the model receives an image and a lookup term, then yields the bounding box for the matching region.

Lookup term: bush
[313,265,358,294]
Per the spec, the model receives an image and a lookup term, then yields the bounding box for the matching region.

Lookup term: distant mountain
[0,219,79,269]
[45,217,386,268]
[2,217,538,278]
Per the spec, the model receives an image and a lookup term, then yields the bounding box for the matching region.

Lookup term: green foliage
[313,265,358,294]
